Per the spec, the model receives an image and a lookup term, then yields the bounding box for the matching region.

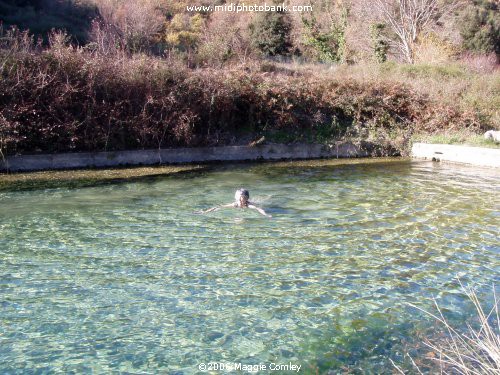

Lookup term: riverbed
[0,158,498,373]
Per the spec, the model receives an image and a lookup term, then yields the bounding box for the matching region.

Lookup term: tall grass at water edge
[392,283,500,374]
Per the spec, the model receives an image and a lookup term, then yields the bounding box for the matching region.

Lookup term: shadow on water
[0,158,407,192]
[301,313,417,374]
[0,165,210,192]
[301,286,497,374]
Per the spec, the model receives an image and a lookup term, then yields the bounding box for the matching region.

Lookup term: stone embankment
[1,143,367,172]
[412,143,500,168]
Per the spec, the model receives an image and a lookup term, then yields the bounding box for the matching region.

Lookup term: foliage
[196,13,252,67]
[460,0,500,56]
[92,0,166,54]
[413,32,457,65]
[0,0,97,43]
[165,13,203,51]
[1,0,498,66]
[302,8,348,63]
[0,26,497,157]
[250,10,292,57]
[370,23,389,63]
[0,29,423,155]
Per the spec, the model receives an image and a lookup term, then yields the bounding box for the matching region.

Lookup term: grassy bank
[412,131,500,148]
[0,31,498,157]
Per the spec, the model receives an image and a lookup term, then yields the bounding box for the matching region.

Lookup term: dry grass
[274,60,499,131]
[332,62,499,130]
[394,282,500,374]
[0,28,498,157]
[412,131,500,148]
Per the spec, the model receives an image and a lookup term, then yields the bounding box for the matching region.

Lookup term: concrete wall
[412,143,500,168]
[0,143,368,172]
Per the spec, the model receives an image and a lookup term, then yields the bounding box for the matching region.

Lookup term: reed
[394,282,500,374]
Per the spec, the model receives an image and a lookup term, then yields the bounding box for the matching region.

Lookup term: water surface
[1,159,499,373]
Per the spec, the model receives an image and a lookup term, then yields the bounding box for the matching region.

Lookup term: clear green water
[1,159,499,373]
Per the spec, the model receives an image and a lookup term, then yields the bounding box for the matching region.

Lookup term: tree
[165,13,204,64]
[94,0,165,53]
[370,23,390,62]
[460,0,499,56]
[302,7,348,63]
[250,10,292,57]
[374,0,441,63]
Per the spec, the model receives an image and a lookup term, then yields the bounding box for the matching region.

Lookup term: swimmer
[200,189,272,218]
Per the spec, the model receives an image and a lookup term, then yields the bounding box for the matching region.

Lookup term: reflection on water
[0,159,499,373]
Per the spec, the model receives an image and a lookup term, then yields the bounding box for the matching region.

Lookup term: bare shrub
[197,12,253,67]
[92,0,165,53]
[414,32,458,65]
[87,19,124,55]
[460,52,499,74]
[47,29,75,58]
[0,113,20,160]
[0,25,39,55]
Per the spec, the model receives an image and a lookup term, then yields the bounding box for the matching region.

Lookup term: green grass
[397,63,467,79]
[412,132,500,148]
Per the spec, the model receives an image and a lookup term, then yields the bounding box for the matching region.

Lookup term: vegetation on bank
[0,28,497,157]
[413,132,500,148]
[0,0,499,157]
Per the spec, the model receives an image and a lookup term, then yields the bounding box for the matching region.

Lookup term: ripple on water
[0,159,499,373]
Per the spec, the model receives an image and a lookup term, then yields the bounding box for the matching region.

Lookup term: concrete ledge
[412,143,500,168]
[0,143,368,172]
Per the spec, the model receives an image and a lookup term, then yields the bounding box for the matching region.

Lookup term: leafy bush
[302,8,348,63]
[370,23,389,63]
[460,0,500,56]
[250,10,292,57]
[165,14,203,52]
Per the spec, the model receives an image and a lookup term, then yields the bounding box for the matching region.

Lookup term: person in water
[201,189,272,217]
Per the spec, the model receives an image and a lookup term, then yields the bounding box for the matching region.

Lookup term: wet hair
[235,189,250,201]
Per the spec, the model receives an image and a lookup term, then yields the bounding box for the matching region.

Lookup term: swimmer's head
[235,189,250,205]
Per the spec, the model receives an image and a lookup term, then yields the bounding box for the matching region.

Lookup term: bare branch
[372,0,444,63]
